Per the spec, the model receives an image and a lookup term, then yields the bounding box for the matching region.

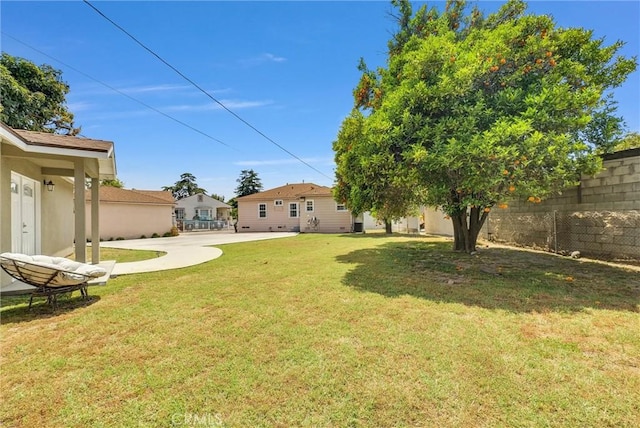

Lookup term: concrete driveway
[100,231,297,275]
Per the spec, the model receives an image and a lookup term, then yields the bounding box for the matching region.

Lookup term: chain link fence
[485,210,640,262]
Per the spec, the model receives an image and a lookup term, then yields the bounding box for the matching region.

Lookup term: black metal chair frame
[1,258,92,309]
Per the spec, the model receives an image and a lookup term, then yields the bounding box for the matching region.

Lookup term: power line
[1,31,238,151]
[83,0,333,181]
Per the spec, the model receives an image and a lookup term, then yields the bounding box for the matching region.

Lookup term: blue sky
[2,1,638,200]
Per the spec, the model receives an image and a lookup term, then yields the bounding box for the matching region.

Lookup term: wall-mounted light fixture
[43,180,55,192]
[299,196,306,201]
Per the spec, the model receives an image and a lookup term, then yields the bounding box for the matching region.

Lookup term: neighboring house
[1,123,117,287]
[174,193,232,231]
[363,210,441,234]
[85,187,175,240]
[236,183,352,233]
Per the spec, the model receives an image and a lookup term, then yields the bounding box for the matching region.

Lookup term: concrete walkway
[100,231,297,275]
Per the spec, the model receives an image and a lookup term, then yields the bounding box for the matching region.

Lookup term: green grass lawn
[74,247,165,263]
[1,234,638,427]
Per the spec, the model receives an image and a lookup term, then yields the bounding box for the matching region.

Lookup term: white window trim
[289,202,299,218]
[336,203,347,212]
[274,199,283,206]
[258,203,267,219]
[305,199,314,212]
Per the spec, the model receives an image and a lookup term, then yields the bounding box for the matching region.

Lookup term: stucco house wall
[41,179,75,256]
[423,207,454,236]
[237,199,301,232]
[299,197,352,233]
[85,187,175,240]
[363,213,386,231]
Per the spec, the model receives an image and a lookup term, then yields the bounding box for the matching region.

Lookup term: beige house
[236,183,352,233]
[1,123,117,287]
[85,187,175,240]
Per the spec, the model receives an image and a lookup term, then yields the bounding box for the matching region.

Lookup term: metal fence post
[553,210,558,254]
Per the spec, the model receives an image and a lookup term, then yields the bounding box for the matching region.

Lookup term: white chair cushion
[0,253,107,287]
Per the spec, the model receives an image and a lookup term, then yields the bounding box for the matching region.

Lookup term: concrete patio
[101,231,297,275]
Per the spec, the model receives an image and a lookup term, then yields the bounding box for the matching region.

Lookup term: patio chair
[0,253,107,309]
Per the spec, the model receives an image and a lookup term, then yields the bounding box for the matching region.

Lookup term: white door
[10,173,38,255]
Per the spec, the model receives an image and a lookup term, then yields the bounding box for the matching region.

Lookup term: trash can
[353,222,363,233]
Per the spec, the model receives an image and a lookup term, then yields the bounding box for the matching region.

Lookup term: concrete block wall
[486,149,640,259]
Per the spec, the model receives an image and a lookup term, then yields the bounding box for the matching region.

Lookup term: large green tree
[234,169,263,197]
[0,53,80,135]
[334,0,636,252]
[162,173,207,200]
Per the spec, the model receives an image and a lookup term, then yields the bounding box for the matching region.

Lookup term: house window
[259,203,267,218]
[336,203,347,212]
[274,199,283,206]
[305,200,314,212]
[289,202,298,218]
[196,209,212,220]
[175,208,185,220]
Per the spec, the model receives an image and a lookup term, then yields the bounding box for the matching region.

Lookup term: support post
[74,160,86,263]
[91,177,100,264]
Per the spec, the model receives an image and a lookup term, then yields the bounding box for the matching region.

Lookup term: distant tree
[162,173,207,200]
[235,169,263,197]
[0,53,80,135]
[614,132,640,151]
[209,193,225,202]
[227,197,238,220]
[101,178,125,188]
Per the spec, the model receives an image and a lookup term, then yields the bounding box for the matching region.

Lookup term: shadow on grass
[0,293,101,323]
[336,239,640,313]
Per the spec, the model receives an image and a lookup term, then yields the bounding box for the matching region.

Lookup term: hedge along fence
[484,148,640,260]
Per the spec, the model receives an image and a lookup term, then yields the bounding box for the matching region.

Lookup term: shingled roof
[130,190,176,204]
[85,187,175,205]
[11,128,113,153]
[237,183,333,201]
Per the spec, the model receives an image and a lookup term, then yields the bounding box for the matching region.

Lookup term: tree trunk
[450,207,490,253]
[385,220,392,234]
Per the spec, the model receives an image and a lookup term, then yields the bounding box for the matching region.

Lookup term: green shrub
[140,235,147,239]
[151,233,160,238]
[116,237,125,241]
[170,226,180,237]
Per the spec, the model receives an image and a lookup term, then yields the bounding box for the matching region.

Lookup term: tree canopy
[235,169,263,197]
[100,178,125,188]
[0,53,80,135]
[614,132,640,151]
[162,173,207,200]
[334,0,636,252]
